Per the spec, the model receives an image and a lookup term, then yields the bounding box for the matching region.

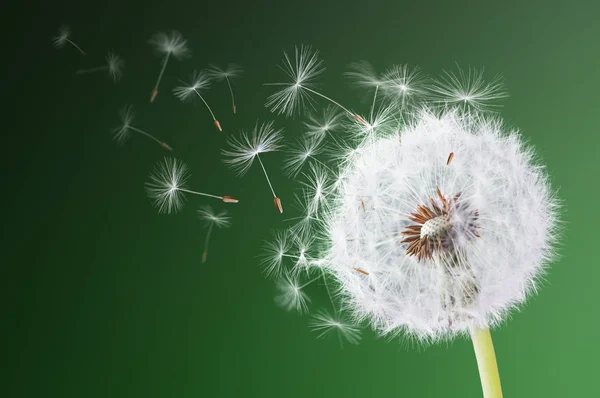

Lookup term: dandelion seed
[173,70,222,131]
[197,205,231,263]
[148,30,190,103]
[344,60,384,89]
[283,135,325,177]
[145,157,239,214]
[207,63,244,114]
[380,64,429,110]
[430,65,508,113]
[258,230,293,279]
[265,45,363,124]
[274,272,319,314]
[52,25,85,55]
[76,51,124,82]
[309,309,362,346]
[112,105,172,151]
[222,120,284,213]
[304,105,343,138]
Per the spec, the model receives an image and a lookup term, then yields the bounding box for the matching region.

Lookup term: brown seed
[222,196,239,203]
[353,267,369,275]
[274,197,283,214]
[447,152,454,165]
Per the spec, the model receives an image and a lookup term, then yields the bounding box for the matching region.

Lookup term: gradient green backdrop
[5,0,599,397]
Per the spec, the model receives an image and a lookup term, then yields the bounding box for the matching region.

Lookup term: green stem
[470,327,503,398]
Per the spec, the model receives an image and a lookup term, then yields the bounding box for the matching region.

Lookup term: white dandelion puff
[112,105,172,151]
[197,205,232,263]
[145,157,239,214]
[309,309,362,346]
[52,25,85,55]
[207,63,244,114]
[148,30,191,103]
[222,120,284,213]
[173,70,222,131]
[429,65,508,113]
[76,51,124,82]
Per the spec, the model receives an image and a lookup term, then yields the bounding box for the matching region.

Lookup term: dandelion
[429,65,508,113]
[304,105,343,139]
[112,105,172,151]
[222,120,284,213]
[148,30,190,103]
[309,309,362,346]
[145,157,239,214]
[52,25,85,55]
[173,70,222,131]
[282,135,325,177]
[261,52,561,398]
[380,64,429,110]
[274,271,320,314]
[76,51,124,82]
[197,205,231,263]
[207,63,244,114]
[265,45,366,125]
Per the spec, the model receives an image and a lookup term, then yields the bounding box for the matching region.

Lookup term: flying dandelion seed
[112,105,172,151]
[304,105,343,139]
[260,51,561,398]
[430,64,508,113]
[146,157,239,214]
[197,205,231,263]
[309,309,362,346]
[222,120,284,213]
[53,25,85,55]
[207,63,244,114]
[258,230,293,279]
[265,45,367,125]
[274,271,321,314]
[148,30,190,103]
[76,51,124,82]
[173,70,222,131]
[282,135,326,177]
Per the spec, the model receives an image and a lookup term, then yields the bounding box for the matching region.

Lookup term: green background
[6,0,599,396]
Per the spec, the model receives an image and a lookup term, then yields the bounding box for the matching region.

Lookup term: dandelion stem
[75,66,108,75]
[66,39,85,55]
[225,77,236,113]
[130,127,165,147]
[179,188,223,200]
[470,327,503,398]
[202,223,214,263]
[155,52,171,90]
[256,155,277,198]
[194,89,217,120]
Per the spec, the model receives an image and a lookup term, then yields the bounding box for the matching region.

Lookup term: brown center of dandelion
[401,186,480,261]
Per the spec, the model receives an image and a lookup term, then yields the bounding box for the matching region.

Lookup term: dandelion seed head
[149,30,191,59]
[145,157,190,214]
[294,108,559,342]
